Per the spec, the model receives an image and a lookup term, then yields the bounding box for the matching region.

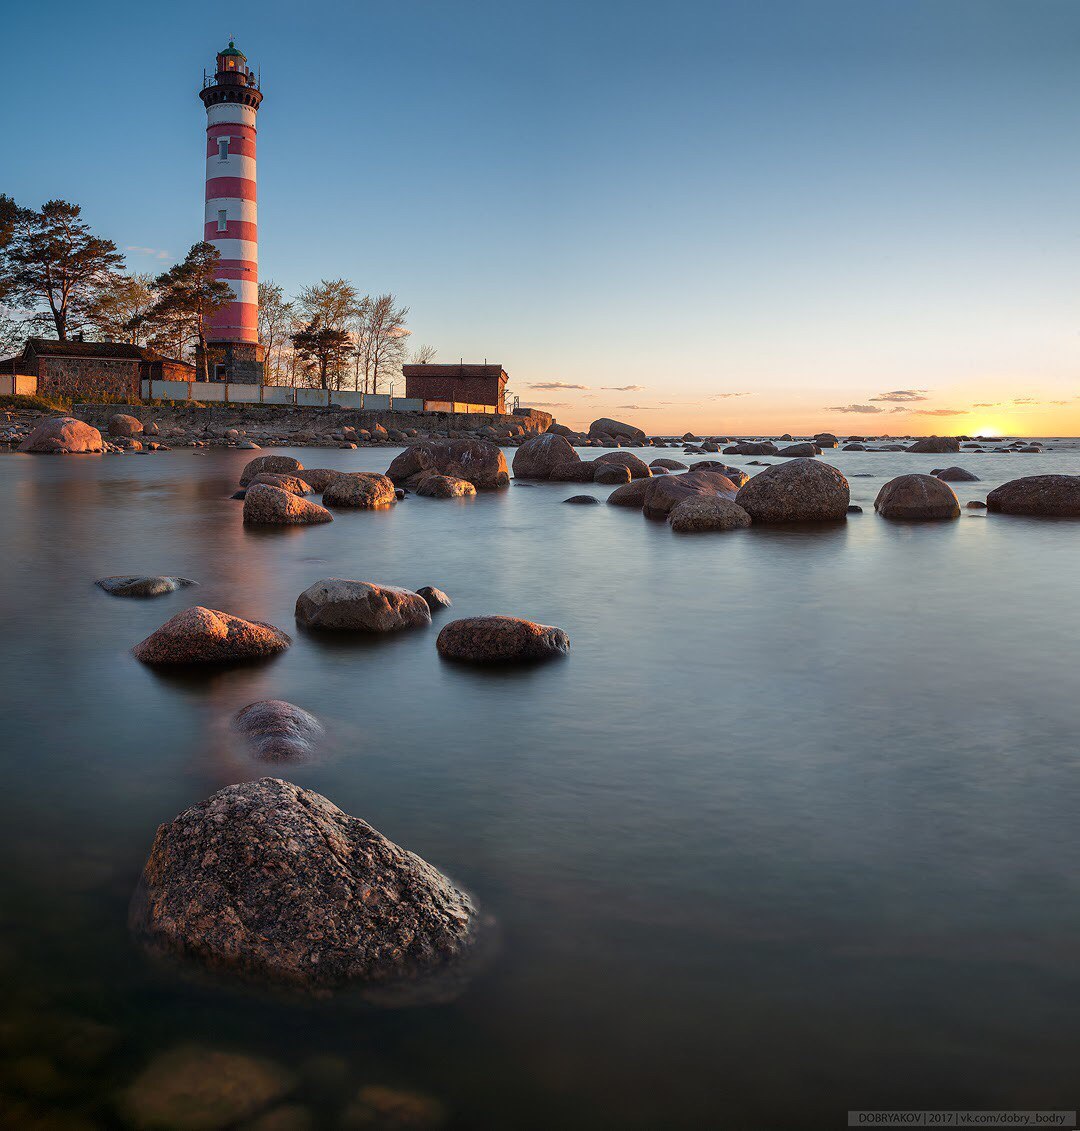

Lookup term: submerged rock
[96,575,196,598]
[322,473,397,509]
[18,417,104,454]
[416,585,452,610]
[415,474,477,499]
[239,455,303,486]
[243,484,334,525]
[120,1044,295,1131]
[385,439,509,490]
[133,607,292,665]
[986,474,1080,516]
[340,1086,445,1130]
[874,474,960,520]
[668,496,751,533]
[436,616,570,664]
[564,495,599,505]
[234,700,324,762]
[129,778,480,992]
[735,459,849,523]
[295,579,432,633]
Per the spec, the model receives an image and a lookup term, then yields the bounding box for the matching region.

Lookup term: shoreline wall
[71,402,553,436]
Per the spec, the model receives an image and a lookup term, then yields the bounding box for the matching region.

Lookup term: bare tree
[258,280,294,384]
[354,294,410,394]
[409,343,438,365]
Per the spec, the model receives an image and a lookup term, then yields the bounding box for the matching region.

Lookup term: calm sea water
[1,441,1079,1129]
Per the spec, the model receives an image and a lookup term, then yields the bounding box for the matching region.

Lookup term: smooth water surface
[1,442,1078,1129]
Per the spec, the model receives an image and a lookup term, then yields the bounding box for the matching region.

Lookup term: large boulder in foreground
[386,439,509,490]
[18,417,103,454]
[641,470,738,519]
[295,579,432,632]
[907,436,960,454]
[669,496,752,533]
[512,434,579,479]
[129,778,480,993]
[133,607,291,665]
[415,474,477,499]
[589,417,645,442]
[986,475,1080,517]
[436,616,570,664]
[239,454,303,486]
[874,474,960,520]
[97,575,196,598]
[735,458,849,523]
[243,484,334,525]
[322,473,396,509]
[108,413,144,437]
[234,700,324,762]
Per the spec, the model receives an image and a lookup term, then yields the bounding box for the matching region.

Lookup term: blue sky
[4,0,1078,432]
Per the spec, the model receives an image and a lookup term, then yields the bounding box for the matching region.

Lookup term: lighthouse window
[217,137,229,160]
[217,210,228,232]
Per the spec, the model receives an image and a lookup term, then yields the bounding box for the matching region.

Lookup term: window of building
[217,137,229,160]
[217,210,228,232]
[214,363,229,382]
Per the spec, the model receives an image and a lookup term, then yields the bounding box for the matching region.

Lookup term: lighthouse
[198,40,264,383]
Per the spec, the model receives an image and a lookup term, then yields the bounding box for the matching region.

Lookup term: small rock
[239,455,303,486]
[340,1085,445,1130]
[133,607,292,665]
[18,417,104,454]
[416,586,452,610]
[415,474,477,499]
[96,575,196,598]
[436,616,570,664]
[295,579,432,633]
[243,485,334,525]
[668,496,751,532]
[564,495,599,505]
[874,474,960,520]
[108,413,143,437]
[933,466,980,482]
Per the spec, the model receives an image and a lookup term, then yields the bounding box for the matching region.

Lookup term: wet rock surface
[295,579,432,633]
[239,455,304,486]
[322,473,397,509]
[133,607,292,665]
[436,616,570,664]
[96,575,196,598]
[129,778,481,993]
[668,496,752,533]
[243,484,334,525]
[385,440,509,490]
[986,474,1080,516]
[875,474,961,520]
[735,459,849,523]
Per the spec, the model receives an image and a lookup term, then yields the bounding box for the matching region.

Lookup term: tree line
[0,196,434,389]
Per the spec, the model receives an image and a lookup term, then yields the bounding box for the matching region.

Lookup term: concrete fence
[0,374,39,396]
[140,380,425,412]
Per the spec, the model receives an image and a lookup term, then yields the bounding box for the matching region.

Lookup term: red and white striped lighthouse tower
[198,40,264,383]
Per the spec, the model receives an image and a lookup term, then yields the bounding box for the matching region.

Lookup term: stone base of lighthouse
[198,341,265,385]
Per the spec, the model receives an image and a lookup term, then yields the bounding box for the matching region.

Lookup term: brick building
[402,363,508,412]
[0,339,194,400]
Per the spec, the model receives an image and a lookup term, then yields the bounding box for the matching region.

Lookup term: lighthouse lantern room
[198,40,264,384]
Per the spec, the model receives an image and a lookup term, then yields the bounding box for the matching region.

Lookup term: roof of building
[219,40,245,58]
[17,339,193,368]
[402,363,507,379]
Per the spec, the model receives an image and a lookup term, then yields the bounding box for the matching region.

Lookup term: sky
[3,0,1077,435]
